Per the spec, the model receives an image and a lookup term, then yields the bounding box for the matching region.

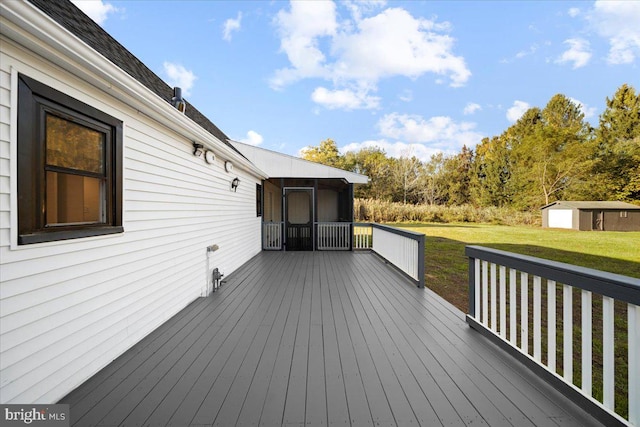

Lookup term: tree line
[302,84,640,211]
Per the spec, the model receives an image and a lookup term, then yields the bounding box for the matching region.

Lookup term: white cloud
[463,102,481,115]
[271,1,338,88]
[337,112,483,162]
[240,130,264,146]
[311,86,380,110]
[377,113,483,149]
[556,38,592,69]
[506,100,530,122]
[330,8,470,87]
[162,62,197,96]
[71,0,120,25]
[223,12,242,41]
[271,1,470,110]
[590,0,640,64]
[568,8,581,18]
[569,97,597,120]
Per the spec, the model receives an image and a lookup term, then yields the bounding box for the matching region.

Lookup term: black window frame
[256,183,263,217]
[17,74,123,245]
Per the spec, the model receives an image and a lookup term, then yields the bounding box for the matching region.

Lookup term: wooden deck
[60,251,602,427]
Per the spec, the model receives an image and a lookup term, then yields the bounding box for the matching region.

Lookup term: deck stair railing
[466,245,640,427]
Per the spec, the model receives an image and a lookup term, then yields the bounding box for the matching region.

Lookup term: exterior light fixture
[171,87,186,113]
[231,177,240,192]
[204,150,216,164]
[193,141,204,157]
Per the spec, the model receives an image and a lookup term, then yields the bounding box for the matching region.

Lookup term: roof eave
[1,1,266,179]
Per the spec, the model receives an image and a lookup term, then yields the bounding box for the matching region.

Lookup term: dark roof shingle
[27,0,237,153]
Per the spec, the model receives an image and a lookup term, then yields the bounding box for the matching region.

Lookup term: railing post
[418,233,425,288]
[630,303,640,426]
[468,256,476,319]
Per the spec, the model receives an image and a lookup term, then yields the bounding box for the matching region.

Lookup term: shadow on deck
[60,251,602,426]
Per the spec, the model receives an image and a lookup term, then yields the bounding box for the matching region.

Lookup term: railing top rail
[369,223,425,241]
[466,245,640,305]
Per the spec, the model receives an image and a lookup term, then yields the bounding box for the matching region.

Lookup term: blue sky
[72,0,640,161]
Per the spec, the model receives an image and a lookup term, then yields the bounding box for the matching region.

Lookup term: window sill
[18,226,124,245]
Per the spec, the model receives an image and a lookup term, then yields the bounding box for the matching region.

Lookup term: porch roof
[61,251,601,427]
[230,141,369,184]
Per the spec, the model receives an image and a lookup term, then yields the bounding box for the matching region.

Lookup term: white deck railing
[466,245,640,427]
[353,223,424,288]
[372,224,424,287]
[353,223,373,249]
[262,222,282,250]
[316,222,350,250]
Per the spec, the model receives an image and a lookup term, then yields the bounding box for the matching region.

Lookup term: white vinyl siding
[548,209,573,229]
[0,40,261,403]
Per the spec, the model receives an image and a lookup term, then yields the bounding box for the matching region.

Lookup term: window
[620,211,628,218]
[17,74,123,244]
[256,184,262,217]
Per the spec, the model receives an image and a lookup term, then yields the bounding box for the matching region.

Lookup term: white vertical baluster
[533,276,542,362]
[581,290,592,397]
[563,284,573,384]
[602,296,614,410]
[510,269,517,345]
[491,263,497,331]
[474,258,481,321]
[521,272,528,354]
[482,261,489,326]
[500,266,506,339]
[629,303,640,426]
[547,280,556,373]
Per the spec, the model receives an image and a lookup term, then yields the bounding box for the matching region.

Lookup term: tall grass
[354,198,540,226]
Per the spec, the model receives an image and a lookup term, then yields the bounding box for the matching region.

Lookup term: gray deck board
[61,251,604,427]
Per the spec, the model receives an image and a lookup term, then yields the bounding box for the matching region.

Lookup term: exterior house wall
[263,180,282,222]
[318,189,339,222]
[0,20,261,404]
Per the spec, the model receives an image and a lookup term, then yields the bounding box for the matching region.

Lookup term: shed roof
[27,0,239,156]
[542,201,640,210]
[230,141,369,184]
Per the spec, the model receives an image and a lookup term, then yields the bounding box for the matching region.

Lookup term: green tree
[471,136,512,207]
[391,151,422,204]
[417,153,446,205]
[592,84,640,201]
[502,107,543,209]
[509,96,593,207]
[440,146,473,205]
[343,147,394,200]
[300,138,342,168]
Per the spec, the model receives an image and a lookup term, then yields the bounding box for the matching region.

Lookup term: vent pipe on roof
[171,87,186,114]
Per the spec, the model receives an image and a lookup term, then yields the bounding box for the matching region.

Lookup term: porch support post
[280,178,285,251]
[314,179,318,251]
[349,183,354,251]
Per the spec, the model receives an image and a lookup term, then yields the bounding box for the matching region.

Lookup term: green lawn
[393,223,640,313]
[393,222,639,419]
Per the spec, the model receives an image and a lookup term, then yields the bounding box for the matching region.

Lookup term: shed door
[284,188,313,251]
[593,210,604,231]
[548,209,573,229]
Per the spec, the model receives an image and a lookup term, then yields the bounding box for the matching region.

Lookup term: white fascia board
[0,1,266,179]
[230,141,369,184]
